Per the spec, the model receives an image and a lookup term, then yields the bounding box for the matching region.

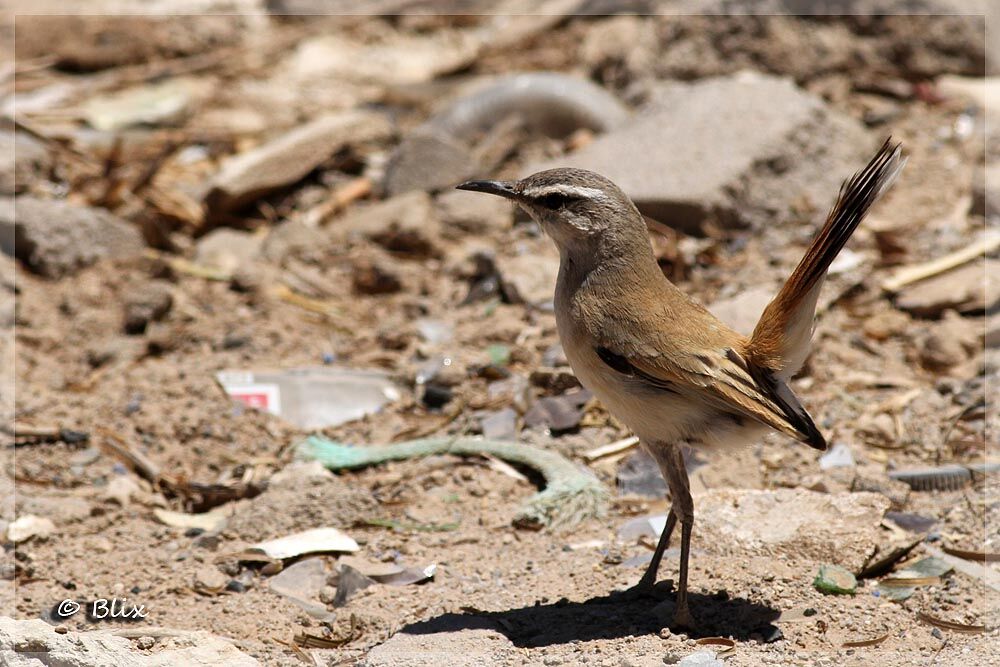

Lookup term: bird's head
[457,168,646,257]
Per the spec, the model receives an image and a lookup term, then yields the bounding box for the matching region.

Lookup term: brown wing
[584,286,826,449]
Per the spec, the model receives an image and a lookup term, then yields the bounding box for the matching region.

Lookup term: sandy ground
[3,8,997,667]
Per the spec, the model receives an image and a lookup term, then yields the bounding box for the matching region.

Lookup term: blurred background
[1,5,997,666]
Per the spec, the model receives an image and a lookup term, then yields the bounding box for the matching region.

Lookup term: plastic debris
[299,435,608,529]
[617,514,667,542]
[216,367,401,430]
[888,464,971,491]
[339,556,436,586]
[818,442,855,470]
[249,528,359,560]
[5,515,55,543]
[813,564,857,595]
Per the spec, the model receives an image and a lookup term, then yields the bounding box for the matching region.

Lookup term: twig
[298,435,608,530]
[583,435,639,461]
[94,427,161,485]
[882,231,1000,293]
[299,176,373,227]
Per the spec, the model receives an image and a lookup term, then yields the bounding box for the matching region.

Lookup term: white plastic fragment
[249,527,359,560]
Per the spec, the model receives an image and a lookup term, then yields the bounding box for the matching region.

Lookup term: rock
[260,219,325,265]
[918,310,980,370]
[5,515,55,542]
[0,131,51,195]
[385,130,478,196]
[362,620,517,667]
[338,191,442,258]
[527,72,871,232]
[851,474,910,511]
[193,229,263,275]
[528,367,581,395]
[435,188,514,233]
[0,197,144,278]
[82,78,209,131]
[122,280,173,335]
[205,112,391,215]
[617,449,668,498]
[695,488,889,573]
[0,616,260,666]
[496,248,560,306]
[193,565,228,595]
[813,563,857,595]
[523,389,592,434]
[708,286,774,336]
[894,259,999,317]
[677,650,725,667]
[480,408,518,441]
[104,475,142,507]
[862,308,910,341]
[14,16,241,72]
[351,255,402,295]
[268,557,334,620]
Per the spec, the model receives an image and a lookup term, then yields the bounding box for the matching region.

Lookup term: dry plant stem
[298,435,608,529]
[882,231,1000,292]
[583,435,639,461]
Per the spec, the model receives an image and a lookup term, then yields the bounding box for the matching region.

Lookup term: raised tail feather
[747,138,906,379]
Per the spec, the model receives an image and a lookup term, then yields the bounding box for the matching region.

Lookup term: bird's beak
[456,179,520,201]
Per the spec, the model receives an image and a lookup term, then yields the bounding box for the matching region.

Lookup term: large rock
[0,197,144,278]
[363,620,517,667]
[527,72,872,232]
[695,488,890,573]
[0,616,259,666]
[205,112,391,216]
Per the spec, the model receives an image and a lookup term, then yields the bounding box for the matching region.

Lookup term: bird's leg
[661,443,695,628]
[635,509,677,591]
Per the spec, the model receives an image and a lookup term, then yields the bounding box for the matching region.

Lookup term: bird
[457,138,906,628]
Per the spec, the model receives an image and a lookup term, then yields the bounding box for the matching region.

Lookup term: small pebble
[136,636,155,650]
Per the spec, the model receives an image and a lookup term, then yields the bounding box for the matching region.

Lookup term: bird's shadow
[399,586,781,647]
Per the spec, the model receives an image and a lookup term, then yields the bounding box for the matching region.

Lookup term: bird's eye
[537,193,572,210]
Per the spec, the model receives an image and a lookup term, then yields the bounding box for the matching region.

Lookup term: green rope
[297,435,608,530]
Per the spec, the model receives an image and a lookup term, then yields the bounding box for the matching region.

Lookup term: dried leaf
[695,637,736,656]
[916,612,987,634]
[941,546,1000,563]
[842,633,890,648]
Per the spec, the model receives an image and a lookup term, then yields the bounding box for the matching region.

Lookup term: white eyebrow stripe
[523,184,609,201]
